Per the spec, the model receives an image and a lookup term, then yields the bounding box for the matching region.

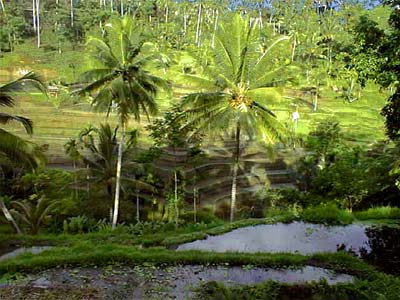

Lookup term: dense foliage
[0,0,398,233]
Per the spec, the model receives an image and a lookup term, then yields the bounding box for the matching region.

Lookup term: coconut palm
[0,71,46,169]
[66,123,153,221]
[77,16,167,228]
[181,14,291,222]
[0,71,46,233]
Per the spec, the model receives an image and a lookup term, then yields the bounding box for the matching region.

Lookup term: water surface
[0,246,53,262]
[177,222,370,254]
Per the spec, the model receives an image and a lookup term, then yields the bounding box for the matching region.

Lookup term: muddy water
[0,265,355,300]
[177,222,370,254]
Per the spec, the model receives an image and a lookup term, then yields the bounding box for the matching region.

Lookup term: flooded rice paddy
[177,222,370,254]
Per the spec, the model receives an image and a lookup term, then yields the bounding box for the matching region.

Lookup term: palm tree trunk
[112,126,124,229]
[0,0,5,12]
[183,10,187,37]
[86,164,90,197]
[70,0,74,27]
[36,0,41,48]
[73,160,78,200]
[165,2,168,24]
[136,189,140,223]
[313,90,318,112]
[0,200,21,234]
[174,169,179,226]
[291,38,296,62]
[230,124,240,223]
[32,0,37,32]
[258,7,263,29]
[195,3,202,47]
[194,186,198,223]
[211,9,218,49]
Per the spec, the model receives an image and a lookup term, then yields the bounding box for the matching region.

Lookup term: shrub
[180,210,222,224]
[300,202,354,225]
[265,205,301,223]
[10,195,59,234]
[64,215,89,234]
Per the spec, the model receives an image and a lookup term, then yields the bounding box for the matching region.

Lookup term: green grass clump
[195,275,400,300]
[300,203,354,225]
[265,206,301,223]
[0,243,376,278]
[354,206,400,220]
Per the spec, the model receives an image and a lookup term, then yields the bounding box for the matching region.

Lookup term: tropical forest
[0,0,400,299]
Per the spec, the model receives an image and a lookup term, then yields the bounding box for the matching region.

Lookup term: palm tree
[0,71,47,233]
[11,195,58,235]
[77,16,167,228]
[181,14,290,222]
[67,123,152,221]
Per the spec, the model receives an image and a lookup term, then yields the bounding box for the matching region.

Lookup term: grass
[266,204,400,226]
[196,275,400,300]
[354,206,400,220]
[300,203,355,225]
[0,242,377,278]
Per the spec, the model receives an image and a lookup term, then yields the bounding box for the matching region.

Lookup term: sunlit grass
[354,206,400,220]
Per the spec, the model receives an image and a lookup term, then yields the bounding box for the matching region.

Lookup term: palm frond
[86,37,119,69]
[0,129,46,170]
[0,113,33,134]
[76,71,120,96]
[0,72,47,95]
[251,101,277,117]
[122,178,156,192]
[0,94,15,107]
[246,87,282,106]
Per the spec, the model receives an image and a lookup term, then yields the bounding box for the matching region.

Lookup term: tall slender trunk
[174,169,179,226]
[86,164,90,196]
[183,10,187,37]
[211,9,218,49]
[195,3,202,47]
[193,186,197,223]
[36,0,40,48]
[258,8,263,29]
[70,0,74,27]
[291,37,296,62]
[136,189,140,223]
[313,89,318,112]
[0,200,21,234]
[112,125,124,229]
[165,3,168,24]
[32,0,37,32]
[73,160,78,200]
[0,0,5,12]
[230,124,240,223]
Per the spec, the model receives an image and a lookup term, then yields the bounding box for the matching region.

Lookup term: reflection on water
[177,222,370,254]
[167,265,354,286]
[360,226,400,275]
[157,265,354,300]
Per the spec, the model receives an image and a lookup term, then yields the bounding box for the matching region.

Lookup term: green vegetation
[196,276,400,300]
[1,1,400,298]
[355,206,400,220]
